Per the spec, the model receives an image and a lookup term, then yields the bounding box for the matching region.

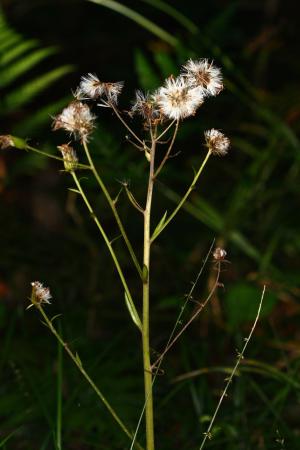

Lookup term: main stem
[142,130,156,450]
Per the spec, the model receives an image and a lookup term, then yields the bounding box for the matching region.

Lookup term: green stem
[142,128,156,450]
[71,171,142,331]
[83,142,142,279]
[36,306,143,449]
[151,149,212,242]
[26,144,90,169]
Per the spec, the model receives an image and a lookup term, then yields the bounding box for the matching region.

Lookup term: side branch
[151,149,212,242]
[71,171,142,332]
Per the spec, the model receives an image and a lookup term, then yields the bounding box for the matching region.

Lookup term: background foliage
[1,1,300,449]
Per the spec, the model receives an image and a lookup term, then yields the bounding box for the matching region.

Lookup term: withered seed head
[58,144,78,171]
[53,101,96,143]
[0,135,14,149]
[213,247,227,261]
[30,281,52,306]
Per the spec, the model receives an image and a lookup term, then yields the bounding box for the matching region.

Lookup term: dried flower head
[155,76,204,120]
[58,144,78,171]
[131,90,161,122]
[53,101,96,143]
[182,59,223,97]
[204,129,230,156]
[30,281,52,306]
[0,135,14,149]
[213,247,227,261]
[76,73,124,105]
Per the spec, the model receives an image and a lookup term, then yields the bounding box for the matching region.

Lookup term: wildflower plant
[2,58,246,449]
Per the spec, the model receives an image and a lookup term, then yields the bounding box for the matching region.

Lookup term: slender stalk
[110,102,146,148]
[151,261,221,371]
[26,144,90,169]
[142,127,156,450]
[154,119,179,178]
[71,171,142,331]
[36,306,143,449]
[56,321,63,450]
[151,149,212,242]
[155,119,176,142]
[82,142,142,278]
[199,285,266,450]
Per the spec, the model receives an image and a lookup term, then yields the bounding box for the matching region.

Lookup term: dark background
[0,1,300,449]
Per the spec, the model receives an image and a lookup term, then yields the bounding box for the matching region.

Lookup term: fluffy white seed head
[58,144,78,171]
[76,73,124,105]
[53,101,96,143]
[182,59,223,97]
[31,281,52,305]
[204,129,230,156]
[155,76,204,120]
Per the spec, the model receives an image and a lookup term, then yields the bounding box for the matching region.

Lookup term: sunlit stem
[142,125,156,450]
[151,149,212,242]
[199,286,266,450]
[36,305,144,450]
[71,171,142,331]
[82,141,142,279]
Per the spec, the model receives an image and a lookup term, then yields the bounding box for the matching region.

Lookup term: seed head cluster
[53,58,229,157]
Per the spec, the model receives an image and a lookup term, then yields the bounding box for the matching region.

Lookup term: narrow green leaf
[152,210,168,240]
[0,33,22,52]
[0,430,16,447]
[0,47,58,88]
[0,39,38,66]
[124,291,142,332]
[68,188,81,195]
[75,352,82,366]
[134,49,161,91]
[141,0,198,34]
[50,314,62,323]
[5,65,74,111]
[87,0,177,46]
